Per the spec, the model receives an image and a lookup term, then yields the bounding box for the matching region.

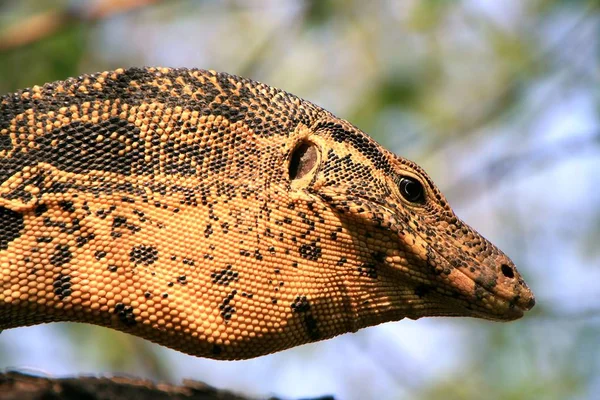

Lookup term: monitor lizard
[0,67,535,360]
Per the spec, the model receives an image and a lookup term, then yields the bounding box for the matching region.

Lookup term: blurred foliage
[0,1,599,399]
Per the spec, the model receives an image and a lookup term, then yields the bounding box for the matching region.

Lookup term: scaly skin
[0,67,535,360]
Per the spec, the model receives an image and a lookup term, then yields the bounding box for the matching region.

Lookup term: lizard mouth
[315,190,534,321]
[405,227,534,321]
[408,227,534,322]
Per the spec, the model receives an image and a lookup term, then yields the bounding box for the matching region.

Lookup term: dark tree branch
[0,370,336,400]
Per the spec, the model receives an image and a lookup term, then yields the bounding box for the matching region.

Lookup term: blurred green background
[0,1,599,399]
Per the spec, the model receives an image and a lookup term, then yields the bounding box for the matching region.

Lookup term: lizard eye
[398,177,425,203]
[289,141,318,181]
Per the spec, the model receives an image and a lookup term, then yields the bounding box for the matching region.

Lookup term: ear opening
[289,141,319,181]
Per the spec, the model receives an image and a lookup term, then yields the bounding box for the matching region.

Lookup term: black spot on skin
[357,263,377,279]
[58,200,75,213]
[50,244,72,267]
[108,265,118,273]
[371,251,386,263]
[290,295,321,341]
[36,236,53,243]
[94,250,107,260]
[53,273,72,300]
[111,215,140,238]
[113,302,136,326]
[204,224,213,238]
[414,284,432,298]
[219,290,237,321]
[211,344,223,355]
[0,206,24,251]
[220,222,229,233]
[75,232,95,248]
[211,265,239,286]
[177,275,187,285]
[299,242,321,261]
[129,245,158,265]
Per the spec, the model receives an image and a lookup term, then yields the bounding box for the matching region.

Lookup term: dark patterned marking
[108,265,118,273]
[315,121,392,172]
[36,236,53,243]
[219,290,237,321]
[34,119,144,176]
[53,273,72,300]
[75,232,95,248]
[111,215,140,238]
[414,284,432,298]
[114,302,137,326]
[290,295,321,341]
[129,245,158,265]
[204,224,213,238]
[0,206,24,251]
[94,250,107,260]
[357,263,377,279]
[211,344,223,356]
[177,275,187,285]
[371,252,386,263]
[58,200,75,213]
[299,242,321,261]
[220,222,229,233]
[0,133,12,151]
[211,265,239,286]
[50,244,72,267]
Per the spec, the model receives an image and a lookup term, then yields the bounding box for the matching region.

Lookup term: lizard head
[287,114,535,328]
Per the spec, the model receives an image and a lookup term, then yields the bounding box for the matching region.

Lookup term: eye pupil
[399,177,424,203]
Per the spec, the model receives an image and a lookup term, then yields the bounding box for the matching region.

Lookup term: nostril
[501,264,515,279]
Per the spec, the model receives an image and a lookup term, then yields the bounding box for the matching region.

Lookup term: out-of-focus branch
[0,0,163,52]
[0,371,335,400]
[419,5,599,163]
